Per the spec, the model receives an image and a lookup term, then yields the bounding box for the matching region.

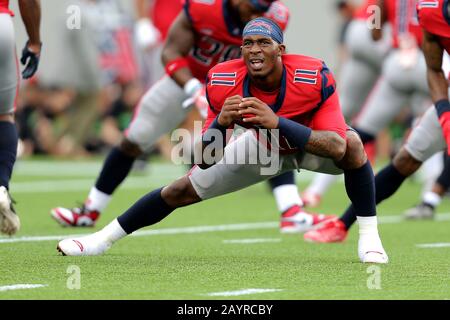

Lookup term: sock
[436,153,450,190]
[340,163,407,229]
[306,173,337,197]
[268,171,295,189]
[422,192,441,208]
[97,219,127,244]
[344,161,376,217]
[85,187,112,212]
[354,127,376,144]
[357,216,378,236]
[95,146,136,195]
[117,187,174,234]
[0,121,18,190]
[269,172,302,212]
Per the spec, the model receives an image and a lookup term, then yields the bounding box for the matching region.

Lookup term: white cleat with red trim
[280,205,336,234]
[358,235,389,264]
[51,205,99,227]
[57,233,111,256]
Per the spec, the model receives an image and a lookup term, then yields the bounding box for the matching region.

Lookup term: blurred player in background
[304,0,450,242]
[51,0,330,234]
[134,0,183,87]
[301,0,391,208]
[56,17,388,263]
[0,0,41,235]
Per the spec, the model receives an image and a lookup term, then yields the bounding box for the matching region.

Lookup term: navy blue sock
[117,187,174,234]
[353,127,376,144]
[340,163,407,229]
[95,147,136,195]
[436,154,450,190]
[343,161,376,219]
[268,171,295,189]
[0,121,18,190]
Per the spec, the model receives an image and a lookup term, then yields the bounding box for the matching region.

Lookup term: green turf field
[1,158,449,300]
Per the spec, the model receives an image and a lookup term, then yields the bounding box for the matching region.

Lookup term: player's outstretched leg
[51,138,142,227]
[57,175,201,256]
[404,153,450,219]
[268,171,335,233]
[306,147,422,248]
[305,131,388,263]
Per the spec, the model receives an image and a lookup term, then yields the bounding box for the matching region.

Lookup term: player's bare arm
[18,0,41,80]
[422,30,448,102]
[240,97,346,161]
[18,0,41,53]
[161,11,196,88]
[199,96,244,169]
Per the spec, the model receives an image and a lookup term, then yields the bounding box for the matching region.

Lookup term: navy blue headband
[243,17,283,44]
[249,0,275,12]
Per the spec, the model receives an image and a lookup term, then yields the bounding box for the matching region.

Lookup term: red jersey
[149,0,183,41]
[204,55,347,152]
[385,0,423,48]
[354,0,379,20]
[0,0,13,16]
[417,0,450,53]
[184,0,289,82]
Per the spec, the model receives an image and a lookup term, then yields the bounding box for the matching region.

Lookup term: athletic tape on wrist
[165,57,189,77]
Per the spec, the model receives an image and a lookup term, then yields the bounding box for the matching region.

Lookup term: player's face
[241,35,284,78]
[237,1,266,24]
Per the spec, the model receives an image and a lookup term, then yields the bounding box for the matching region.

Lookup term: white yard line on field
[416,243,450,248]
[0,284,48,292]
[222,238,281,244]
[206,288,282,297]
[0,222,278,244]
[1,213,450,245]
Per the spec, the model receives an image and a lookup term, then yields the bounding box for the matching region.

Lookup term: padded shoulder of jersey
[206,59,246,112]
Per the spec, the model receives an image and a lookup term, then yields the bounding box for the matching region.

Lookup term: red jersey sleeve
[309,91,347,139]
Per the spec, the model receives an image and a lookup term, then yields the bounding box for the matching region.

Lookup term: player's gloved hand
[182,85,209,119]
[20,41,41,79]
[135,18,161,49]
[436,100,450,154]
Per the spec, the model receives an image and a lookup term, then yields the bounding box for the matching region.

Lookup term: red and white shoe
[280,205,336,234]
[57,233,111,256]
[51,205,100,227]
[301,191,322,208]
[303,219,348,243]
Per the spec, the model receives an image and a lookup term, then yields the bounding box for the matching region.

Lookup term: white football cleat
[57,233,111,256]
[358,235,389,264]
[0,186,20,236]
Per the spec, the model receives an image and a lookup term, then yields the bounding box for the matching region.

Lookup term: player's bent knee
[119,137,144,158]
[393,148,422,177]
[337,131,367,170]
[162,176,202,208]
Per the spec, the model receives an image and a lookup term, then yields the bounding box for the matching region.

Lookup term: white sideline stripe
[0,284,48,292]
[416,243,450,248]
[10,176,181,194]
[0,222,278,244]
[1,213,450,244]
[206,288,282,297]
[223,238,281,244]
